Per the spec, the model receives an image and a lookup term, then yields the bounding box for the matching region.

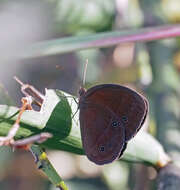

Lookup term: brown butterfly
[78,62,148,165]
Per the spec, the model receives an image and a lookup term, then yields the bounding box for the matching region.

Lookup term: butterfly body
[79,84,148,165]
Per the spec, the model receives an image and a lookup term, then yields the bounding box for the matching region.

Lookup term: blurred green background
[0,0,180,190]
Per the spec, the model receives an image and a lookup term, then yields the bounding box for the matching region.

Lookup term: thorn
[14,76,24,86]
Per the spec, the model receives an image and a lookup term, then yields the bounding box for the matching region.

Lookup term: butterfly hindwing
[80,102,125,165]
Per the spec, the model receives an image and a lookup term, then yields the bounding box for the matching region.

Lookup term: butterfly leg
[70,96,79,121]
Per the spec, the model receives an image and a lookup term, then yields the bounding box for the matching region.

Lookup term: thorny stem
[0,77,66,189]
[14,76,45,106]
[0,77,52,148]
[13,133,52,147]
[0,97,33,146]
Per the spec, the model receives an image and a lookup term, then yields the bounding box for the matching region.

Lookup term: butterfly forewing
[81,84,148,141]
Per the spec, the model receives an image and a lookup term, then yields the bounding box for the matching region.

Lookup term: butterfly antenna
[82,59,88,87]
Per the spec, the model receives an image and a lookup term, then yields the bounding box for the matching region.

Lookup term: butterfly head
[79,87,87,98]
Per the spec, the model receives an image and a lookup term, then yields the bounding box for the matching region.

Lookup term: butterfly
[78,84,148,165]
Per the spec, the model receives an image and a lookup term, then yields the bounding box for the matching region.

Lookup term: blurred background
[0,0,180,189]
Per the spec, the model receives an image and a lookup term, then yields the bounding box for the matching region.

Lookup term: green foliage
[55,0,115,34]
[0,89,169,168]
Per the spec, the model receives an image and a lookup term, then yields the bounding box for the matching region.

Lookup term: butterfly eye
[99,146,105,152]
[122,116,128,123]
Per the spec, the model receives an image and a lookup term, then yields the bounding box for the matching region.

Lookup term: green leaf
[122,131,171,168]
[20,24,180,59]
[0,89,83,154]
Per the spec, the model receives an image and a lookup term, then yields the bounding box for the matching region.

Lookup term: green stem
[21,25,180,58]
[30,145,68,190]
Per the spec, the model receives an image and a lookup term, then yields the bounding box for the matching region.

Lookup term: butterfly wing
[79,102,125,165]
[81,84,148,142]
